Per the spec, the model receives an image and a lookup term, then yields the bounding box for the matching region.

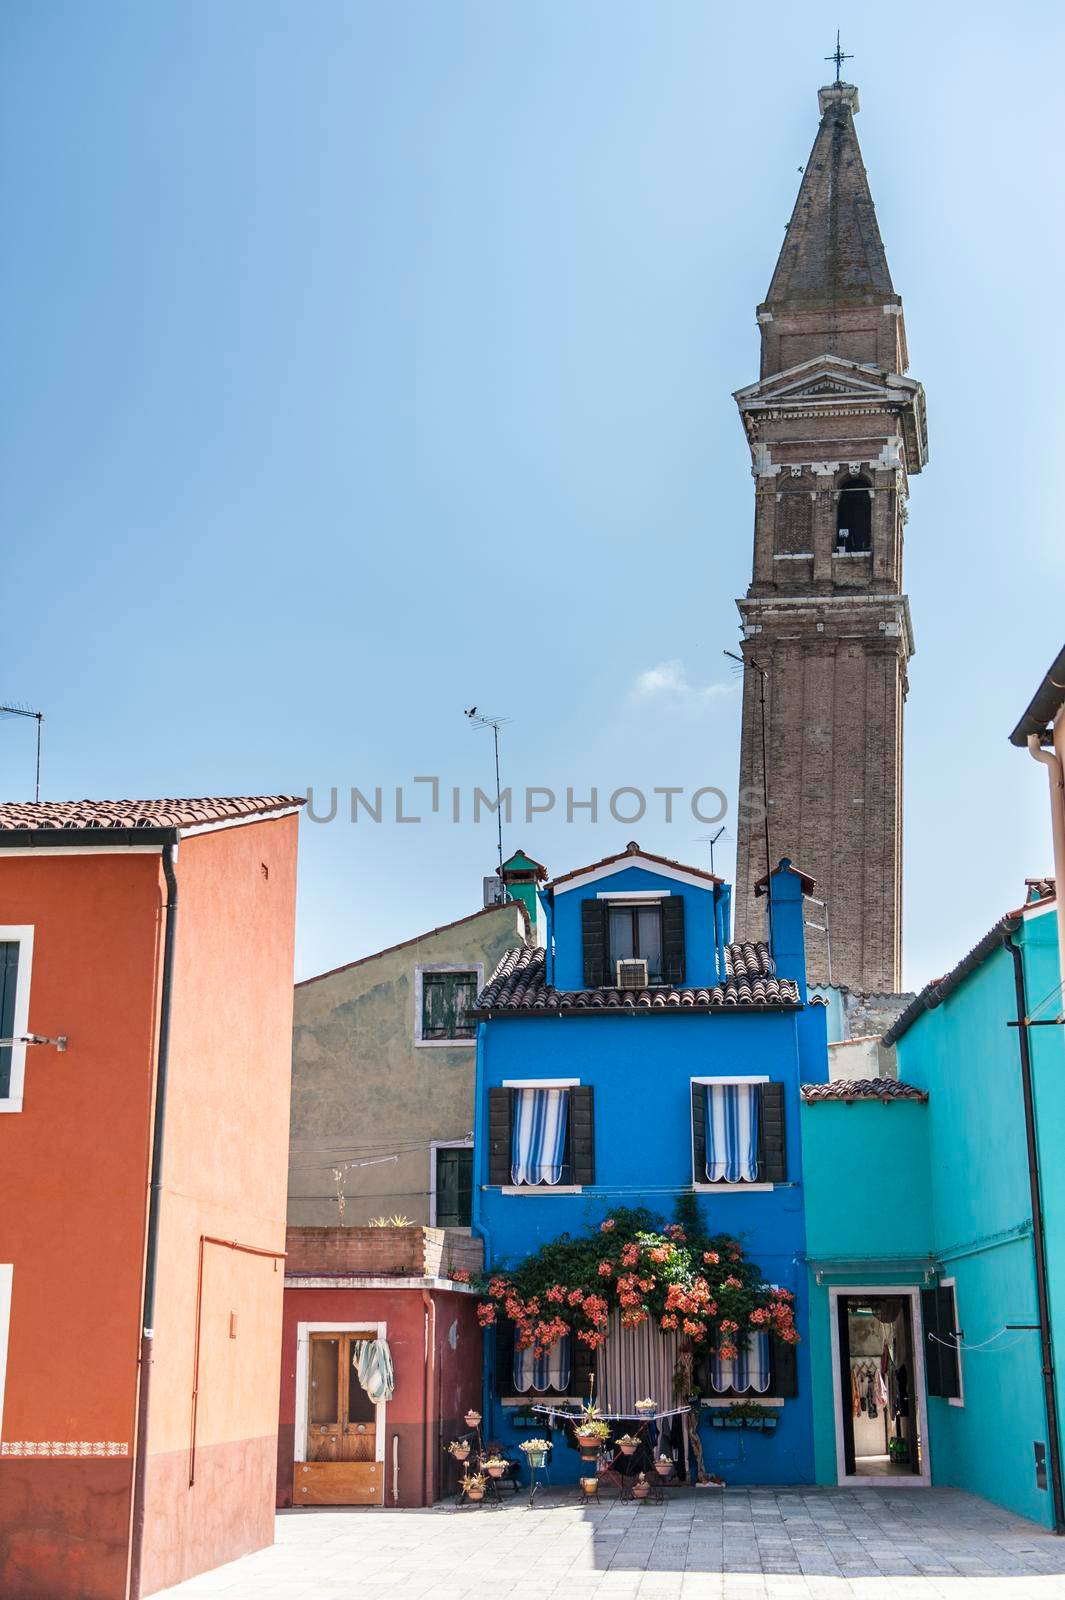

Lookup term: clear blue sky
[2,2,1062,989]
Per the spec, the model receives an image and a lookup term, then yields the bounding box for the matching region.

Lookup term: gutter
[129,839,179,1600]
[1009,645,1065,748]
[883,915,1020,1046]
[470,1021,493,1433]
[1005,931,1065,1534]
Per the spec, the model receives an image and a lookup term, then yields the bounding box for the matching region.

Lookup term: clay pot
[576,1431,602,1451]
[486,1463,505,1479]
[580,1476,600,1495]
[655,1460,672,1478]
[464,1411,481,1428]
[618,1441,637,1456]
[632,1480,650,1500]
[466,1485,485,1502]
[451,1444,470,1461]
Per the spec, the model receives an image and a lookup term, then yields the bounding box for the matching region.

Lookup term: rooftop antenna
[824,29,853,85]
[724,650,773,957]
[0,702,43,800]
[464,707,510,883]
[695,826,728,878]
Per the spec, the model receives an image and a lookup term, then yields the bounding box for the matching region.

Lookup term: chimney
[500,849,548,945]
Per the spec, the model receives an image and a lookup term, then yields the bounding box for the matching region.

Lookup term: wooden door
[299,1332,382,1504]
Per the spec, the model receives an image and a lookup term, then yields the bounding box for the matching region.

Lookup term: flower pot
[654,1460,672,1477]
[464,1411,481,1428]
[525,1448,548,1469]
[580,1476,600,1495]
[466,1486,485,1502]
[723,1419,742,1429]
[486,1464,505,1479]
[763,1417,778,1431]
[744,1418,764,1430]
[618,1441,637,1456]
[632,1482,650,1500]
[451,1445,470,1461]
[576,1432,602,1451]
[711,1416,724,1429]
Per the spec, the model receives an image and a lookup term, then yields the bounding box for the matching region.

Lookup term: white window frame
[0,1264,12,1434]
[429,1137,474,1228]
[500,1079,582,1195]
[294,1320,388,1466]
[0,927,34,1114]
[414,963,483,1048]
[939,1276,965,1408]
[691,1074,774,1193]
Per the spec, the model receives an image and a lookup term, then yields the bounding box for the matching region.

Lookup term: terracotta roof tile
[0,797,304,832]
[801,1078,928,1104]
[474,943,800,1015]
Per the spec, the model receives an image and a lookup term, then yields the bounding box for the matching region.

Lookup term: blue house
[800,879,1065,1526]
[470,842,830,1483]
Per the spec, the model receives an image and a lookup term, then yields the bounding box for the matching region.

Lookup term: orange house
[0,797,303,1600]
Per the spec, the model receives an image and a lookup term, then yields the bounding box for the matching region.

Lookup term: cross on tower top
[824,30,853,84]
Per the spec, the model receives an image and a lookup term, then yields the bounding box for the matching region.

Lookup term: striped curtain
[511,1088,569,1185]
[705,1082,760,1183]
[597,1311,679,1415]
[513,1334,572,1394]
[710,1331,770,1395]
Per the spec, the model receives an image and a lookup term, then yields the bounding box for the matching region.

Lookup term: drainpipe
[421,1289,437,1507]
[1027,733,1065,992]
[1005,930,1065,1534]
[129,840,179,1600]
[470,1021,493,1432]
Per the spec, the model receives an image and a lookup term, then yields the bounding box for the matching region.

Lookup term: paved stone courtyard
[156,1488,1065,1600]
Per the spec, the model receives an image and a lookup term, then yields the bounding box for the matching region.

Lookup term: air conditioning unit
[616,959,649,990]
[483,875,505,908]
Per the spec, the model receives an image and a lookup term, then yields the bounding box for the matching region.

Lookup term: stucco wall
[289,902,527,1227]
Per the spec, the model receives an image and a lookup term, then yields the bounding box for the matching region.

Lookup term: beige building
[733,79,928,994]
[288,900,529,1229]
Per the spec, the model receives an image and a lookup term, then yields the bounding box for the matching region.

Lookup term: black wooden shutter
[661,897,686,985]
[570,1086,595,1185]
[922,1286,959,1399]
[581,900,610,987]
[495,1317,517,1398]
[760,1082,786,1183]
[691,1081,706,1183]
[488,1087,513,1186]
[771,1335,798,1398]
[0,943,19,1100]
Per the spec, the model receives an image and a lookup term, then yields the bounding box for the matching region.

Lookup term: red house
[0,797,302,1599]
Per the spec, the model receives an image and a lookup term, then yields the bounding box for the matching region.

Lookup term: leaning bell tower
[732,76,928,993]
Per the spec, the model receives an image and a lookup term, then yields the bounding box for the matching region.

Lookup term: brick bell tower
[732,79,928,993]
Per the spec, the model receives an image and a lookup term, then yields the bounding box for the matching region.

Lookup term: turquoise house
[800,881,1065,1527]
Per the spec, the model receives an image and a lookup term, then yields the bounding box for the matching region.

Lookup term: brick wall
[285,1225,483,1278]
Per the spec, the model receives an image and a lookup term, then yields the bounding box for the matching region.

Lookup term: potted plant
[654,1455,673,1478]
[462,1470,487,1503]
[483,1455,509,1480]
[615,1433,639,1457]
[448,1439,471,1462]
[574,1418,611,1452]
[519,1438,551,1469]
[580,1474,600,1496]
[723,1401,778,1430]
[464,1409,482,1429]
[634,1397,657,1416]
[631,1472,650,1500]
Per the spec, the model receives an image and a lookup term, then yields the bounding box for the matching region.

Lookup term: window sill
[500,1395,573,1407]
[498,1186,583,1196]
[0,1098,23,1114]
[693,1182,775,1194]
[832,550,871,559]
[414,1037,476,1049]
[701,1397,784,1408]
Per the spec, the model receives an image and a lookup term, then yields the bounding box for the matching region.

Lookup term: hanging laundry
[851,1366,861,1419]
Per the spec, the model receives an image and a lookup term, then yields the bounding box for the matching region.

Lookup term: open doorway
[836,1292,925,1482]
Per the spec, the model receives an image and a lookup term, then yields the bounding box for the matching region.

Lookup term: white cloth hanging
[351,1338,394,1403]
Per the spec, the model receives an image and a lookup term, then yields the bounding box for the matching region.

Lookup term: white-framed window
[0,927,34,1114]
[496,1078,587,1195]
[414,964,482,1047]
[690,1075,784,1192]
[0,1263,12,1434]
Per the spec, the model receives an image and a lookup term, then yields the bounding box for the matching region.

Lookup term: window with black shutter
[694,1335,796,1400]
[487,1084,595,1188]
[691,1080,786,1185]
[921,1285,961,1400]
[581,900,610,987]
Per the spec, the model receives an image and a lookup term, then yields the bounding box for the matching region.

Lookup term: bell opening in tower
[836,478,872,553]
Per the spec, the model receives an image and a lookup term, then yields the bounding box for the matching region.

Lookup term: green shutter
[661,897,686,985]
[921,1288,945,1396]
[581,900,610,987]
[691,1081,706,1183]
[422,972,477,1040]
[0,943,19,1100]
[760,1082,787,1183]
[436,1147,473,1228]
[922,1286,960,1400]
[488,1087,512,1186]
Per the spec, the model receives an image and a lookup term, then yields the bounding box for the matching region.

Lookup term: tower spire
[824,30,853,85]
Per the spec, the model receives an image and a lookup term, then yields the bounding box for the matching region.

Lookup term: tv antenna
[695,826,728,878]
[0,702,43,801]
[724,650,773,956]
[464,708,510,882]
